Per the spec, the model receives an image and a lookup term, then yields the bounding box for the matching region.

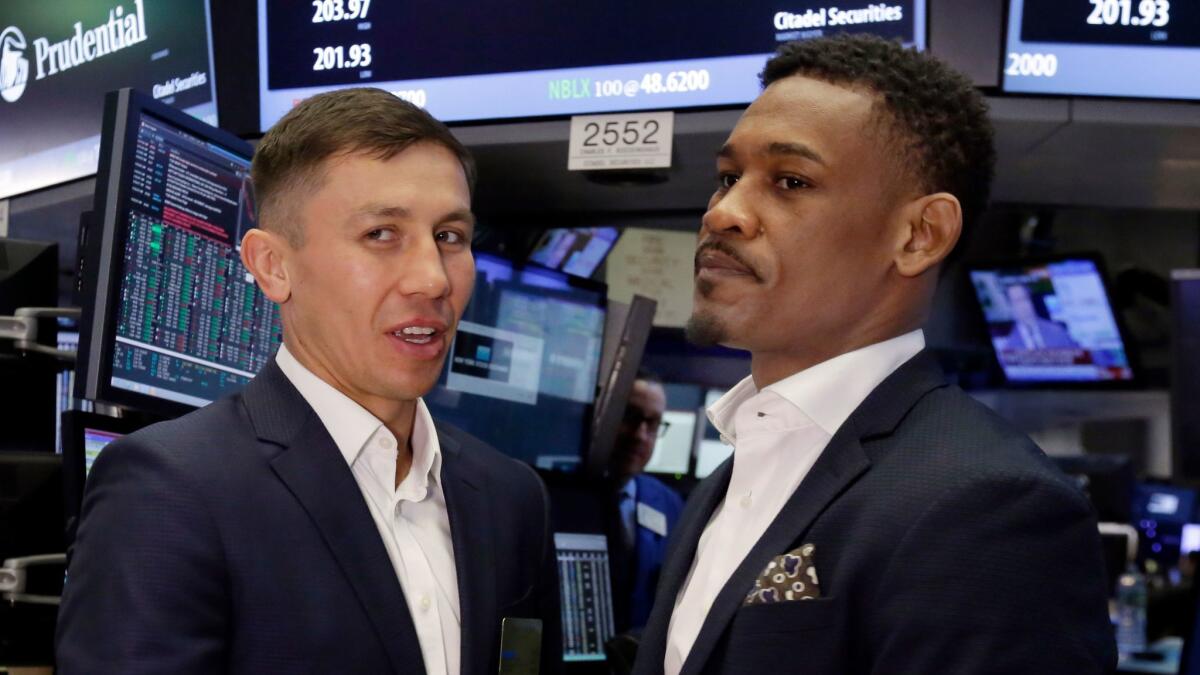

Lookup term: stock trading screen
[1004,0,1200,99]
[257,0,926,128]
[110,111,280,408]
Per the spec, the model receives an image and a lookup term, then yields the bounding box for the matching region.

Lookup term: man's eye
[366,228,396,241]
[436,230,465,245]
[776,176,809,190]
[717,173,739,189]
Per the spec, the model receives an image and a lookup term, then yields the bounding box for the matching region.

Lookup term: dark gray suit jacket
[57,361,561,674]
[633,351,1116,674]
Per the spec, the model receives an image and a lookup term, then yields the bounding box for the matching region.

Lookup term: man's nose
[396,238,451,298]
[702,185,761,239]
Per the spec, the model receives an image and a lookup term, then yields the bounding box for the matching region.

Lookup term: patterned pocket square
[744,543,821,605]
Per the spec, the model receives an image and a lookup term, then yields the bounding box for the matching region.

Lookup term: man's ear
[894,192,962,278]
[240,228,292,304]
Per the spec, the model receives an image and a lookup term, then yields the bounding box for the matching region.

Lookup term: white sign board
[567,111,674,171]
[605,228,695,328]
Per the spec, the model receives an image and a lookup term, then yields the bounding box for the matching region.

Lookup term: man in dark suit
[633,36,1116,674]
[607,372,685,633]
[1002,283,1079,350]
[57,88,560,674]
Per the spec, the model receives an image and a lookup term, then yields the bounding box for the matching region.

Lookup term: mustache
[694,239,762,281]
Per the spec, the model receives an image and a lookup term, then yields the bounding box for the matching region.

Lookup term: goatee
[685,311,727,347]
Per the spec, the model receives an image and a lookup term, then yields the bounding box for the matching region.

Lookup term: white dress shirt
[276,345,461,675]
[664,330,925,674]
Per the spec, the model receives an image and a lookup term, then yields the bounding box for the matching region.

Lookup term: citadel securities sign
[0,0,148,103]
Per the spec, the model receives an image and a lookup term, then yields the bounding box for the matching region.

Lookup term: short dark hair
[761,35,995,257]
[251,87,476,245]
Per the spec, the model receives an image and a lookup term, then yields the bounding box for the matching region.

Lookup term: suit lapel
[679,432,870,675]
[438,426,497,675]
[677,350,949,675]
[244,362,424,675]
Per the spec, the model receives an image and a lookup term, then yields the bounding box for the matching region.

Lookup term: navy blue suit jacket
[628,475,684,630]
[57,361,561,674]
[633,351,1116,675]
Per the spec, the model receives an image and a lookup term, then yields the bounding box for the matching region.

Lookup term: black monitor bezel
[76,88,258,418]
[966,252,1141,389]
[60,410,146,534]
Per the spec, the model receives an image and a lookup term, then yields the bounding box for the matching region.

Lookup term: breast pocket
[729,597,838,635]
[718,599,842,673]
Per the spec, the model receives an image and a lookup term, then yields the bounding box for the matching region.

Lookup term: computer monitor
[1173,270,1200,481]
[0,238,59,453]
[528,227,620,279]
[60,411,144,531]
[969,256,1135,385]
[76,88,281,416]
[0,452,63,665]
[555,532,616,663]
[424,252,606,470]
[643,410,697,476]
[1134,483,1198,564]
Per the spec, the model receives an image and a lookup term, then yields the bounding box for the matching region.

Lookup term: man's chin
[685,310,729,348]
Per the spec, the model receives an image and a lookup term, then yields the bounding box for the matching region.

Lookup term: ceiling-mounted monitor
[256,1,927,130]
[0,0,219,199]
[1002,0,1200,100]
[969,256,1136,385]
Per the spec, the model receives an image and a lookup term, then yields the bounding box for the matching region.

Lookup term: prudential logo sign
[0,26,28,103]
[0,0,149,105]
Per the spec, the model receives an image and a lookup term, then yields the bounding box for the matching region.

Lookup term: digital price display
[257,1,927,130]
[1003,0,1200,100]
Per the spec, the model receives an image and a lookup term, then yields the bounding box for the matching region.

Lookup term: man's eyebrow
[352,203,410,220]
[439,209,476,228]
[766,141,825,165]
[350,204,475,228]
[716,141,826,165]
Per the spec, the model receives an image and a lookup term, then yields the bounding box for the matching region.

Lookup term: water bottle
[1115,565,1148,655]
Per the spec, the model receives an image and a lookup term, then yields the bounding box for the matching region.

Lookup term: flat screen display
[643,409,696,476]
[78,90,281,414]
[424,253,606,470]
[0,0,218,198]
[1002,0,1200,100]
[529,227,620,279]
[969,258,1134,384]
[256,0,926,129]
[555,532,615,663]
[82,427,123,476]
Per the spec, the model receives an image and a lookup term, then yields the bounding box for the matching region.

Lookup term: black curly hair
[761,34,996,256]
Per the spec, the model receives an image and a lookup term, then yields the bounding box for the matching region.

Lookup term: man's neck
[283,339,418,455]
[749,325,922,389]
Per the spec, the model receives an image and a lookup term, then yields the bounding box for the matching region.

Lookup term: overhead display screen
[0,0,217,199]
[257,1,926,130]
[1003,0,1200,100]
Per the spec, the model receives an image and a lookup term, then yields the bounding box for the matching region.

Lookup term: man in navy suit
[1002,283,1080,350]
[57,88,560,674]
[633,36,1116,674]
[607,371,685,633]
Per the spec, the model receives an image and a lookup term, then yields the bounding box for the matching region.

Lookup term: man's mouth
[694,242,760,280]
[392,326,438,344]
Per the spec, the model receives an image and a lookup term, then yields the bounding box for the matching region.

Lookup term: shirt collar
[706,329,925,441]
[275,344,442,488]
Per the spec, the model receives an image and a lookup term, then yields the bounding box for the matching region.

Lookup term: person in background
[1002,283,1079,350]
[607,370,685,634]
[57,88,560,674]
[633,35,1115,674]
